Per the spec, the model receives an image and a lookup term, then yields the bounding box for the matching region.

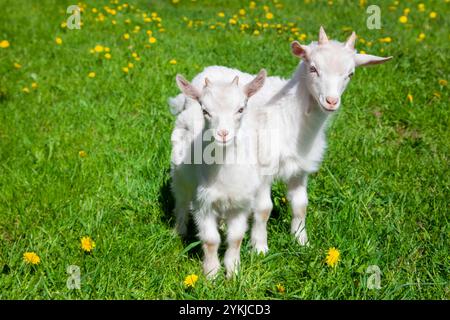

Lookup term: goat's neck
[293,62,330,156]
[200,134,238,176]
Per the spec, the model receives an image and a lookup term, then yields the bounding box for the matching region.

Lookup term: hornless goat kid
[169,70,267,278]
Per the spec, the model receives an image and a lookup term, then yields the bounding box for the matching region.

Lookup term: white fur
[170,72,266,278]
[248,29,391,251]
[170,27,392,256]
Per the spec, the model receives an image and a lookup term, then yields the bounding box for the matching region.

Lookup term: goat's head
[291,26,392,112]
[175,69,266,146]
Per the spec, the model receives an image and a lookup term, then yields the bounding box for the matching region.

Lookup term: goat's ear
[176,74,201,101]
[291,41,309,60]
[244,69,266,98]
[354,53,393,67]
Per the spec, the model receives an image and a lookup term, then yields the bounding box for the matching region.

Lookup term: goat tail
[168,94,186,115]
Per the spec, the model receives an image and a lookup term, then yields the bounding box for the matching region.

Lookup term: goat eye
[202,109,210,117]
[310,66,318,74]
[237,107,244,114]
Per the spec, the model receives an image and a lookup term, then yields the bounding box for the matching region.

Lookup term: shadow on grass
[158,171,202,258]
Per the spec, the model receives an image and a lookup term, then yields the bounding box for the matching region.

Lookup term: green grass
[0,0,449,299]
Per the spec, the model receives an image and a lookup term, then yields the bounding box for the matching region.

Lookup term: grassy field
[0,0,448,299]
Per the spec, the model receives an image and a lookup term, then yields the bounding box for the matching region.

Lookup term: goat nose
[326,96,339,106]
[217,129,229,139]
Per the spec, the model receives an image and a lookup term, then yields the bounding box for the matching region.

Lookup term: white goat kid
[250,27,392,252]
[170,70,267,278]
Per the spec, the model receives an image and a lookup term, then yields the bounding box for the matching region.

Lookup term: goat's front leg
[251,183,273,254]
[195,211,221,279]
[224,212,249,279]
[287,173,309,246]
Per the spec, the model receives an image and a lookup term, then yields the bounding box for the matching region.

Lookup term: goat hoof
[295,232,309,246]
[252,242,269,255]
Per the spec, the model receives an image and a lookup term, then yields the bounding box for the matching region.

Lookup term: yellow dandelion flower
[92,8,98,13]
[429,12,437,19]
[239,9,246,16]
[94,45,104,52]
[218,12,225,18]
[125,18,131,24]
[403,8,410,15]
[418,3,425,12]
[253,30,260,36]
[184,274,199,288]
[249,1,256,9]
[169,59,177,65]
[23,252,40,265]
[379,37,392,43]
[104,53,111,59]
[359,50,366,54]
[122,67,129,73]
[0,40,10,48]
[263,5,270,12]
[172,0,180,4]
[22,87,30,93]
[88,72,96,78]
[123,33,130,40]
[229,18,237,25]
[399,15,408,23]
[299,33,307,41]
[276,283,285,293]
[146,30,153,36]
[55,37,63,45]
[266,12,274,20]
[417,32,425,41]
[81,236,95,252]
[128,62,134,68]
[14,62,22,69]
[104,47,110,52]
[61,21,67,28]
[31,82,38,89]
[132,52,138,58]
[79,150,87,157]
[407,93,413,103]
[438,79,447,86]
[325,247,340,267]
[149,37,157,44]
